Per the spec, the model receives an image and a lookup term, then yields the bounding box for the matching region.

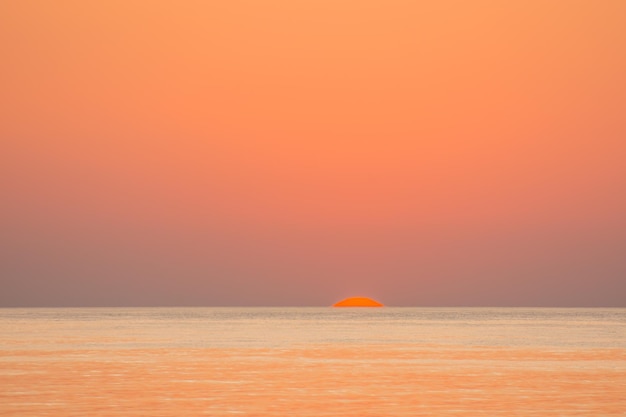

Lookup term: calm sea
[1,307,624,416]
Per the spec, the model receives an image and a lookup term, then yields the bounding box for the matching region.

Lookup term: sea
[1,307,624,416]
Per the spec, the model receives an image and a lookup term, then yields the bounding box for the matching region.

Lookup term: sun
[332,296,384,307]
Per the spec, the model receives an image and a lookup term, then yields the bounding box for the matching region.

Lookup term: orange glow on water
[333,297,384,307]
[1,346,624,416]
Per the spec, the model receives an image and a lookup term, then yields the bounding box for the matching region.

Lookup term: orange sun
[332,297,384,307]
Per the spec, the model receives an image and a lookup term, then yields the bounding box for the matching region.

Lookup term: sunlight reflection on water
[1,308,625,415]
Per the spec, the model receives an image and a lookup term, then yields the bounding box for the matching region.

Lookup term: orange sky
[1,1,625,306]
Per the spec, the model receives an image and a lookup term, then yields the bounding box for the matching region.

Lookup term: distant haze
[1,1,625,307]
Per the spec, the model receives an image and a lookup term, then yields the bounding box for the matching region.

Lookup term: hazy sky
[1,1,625,307]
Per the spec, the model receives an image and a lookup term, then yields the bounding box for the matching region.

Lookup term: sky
[1,0,625,307]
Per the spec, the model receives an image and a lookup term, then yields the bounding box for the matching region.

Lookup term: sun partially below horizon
[332,297,384,307]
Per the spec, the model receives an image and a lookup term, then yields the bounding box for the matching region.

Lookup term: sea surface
[1,307,624,416]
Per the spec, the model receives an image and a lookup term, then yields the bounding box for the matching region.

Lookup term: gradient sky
[1,1,625,307]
